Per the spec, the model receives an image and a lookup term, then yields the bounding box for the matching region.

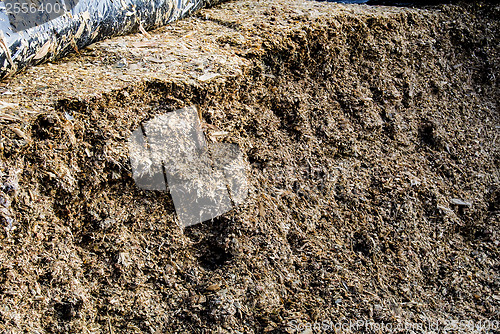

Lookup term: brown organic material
[0,0,498,332]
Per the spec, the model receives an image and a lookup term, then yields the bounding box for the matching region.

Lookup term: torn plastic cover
[0,0,222,79]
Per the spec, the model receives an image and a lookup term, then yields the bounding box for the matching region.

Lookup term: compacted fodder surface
[0,0,498,332]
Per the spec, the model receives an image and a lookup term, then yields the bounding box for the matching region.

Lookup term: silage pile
[0,0,498,332]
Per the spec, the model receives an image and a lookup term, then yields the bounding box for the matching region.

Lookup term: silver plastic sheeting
[0,0,221,79]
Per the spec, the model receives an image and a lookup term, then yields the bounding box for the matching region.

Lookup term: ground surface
[0,0,498,333]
